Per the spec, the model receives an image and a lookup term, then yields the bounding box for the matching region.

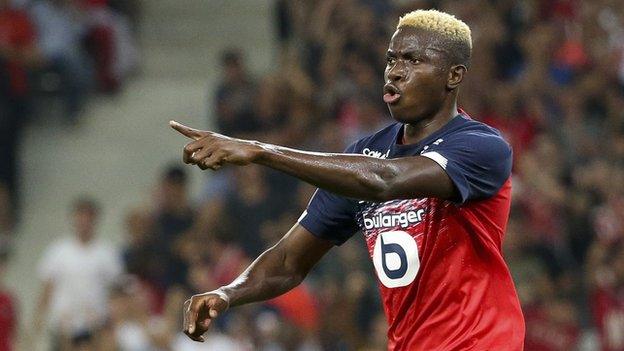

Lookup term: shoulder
[45,237,72,253]
[443,116,511,155]
[452,115,506,138]
[39,237,72,271]
[422,115,513,203]
[346,123,401,154]
[94,240,119,256]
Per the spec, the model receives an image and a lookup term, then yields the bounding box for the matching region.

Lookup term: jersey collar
[390,113,467,156]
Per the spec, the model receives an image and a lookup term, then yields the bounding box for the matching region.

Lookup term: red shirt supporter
[0,7,36,97]
[592,287,624,351]
[0,291,16,351]
[300,113,525,350]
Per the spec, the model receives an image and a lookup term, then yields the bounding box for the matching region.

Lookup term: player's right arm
[183,223,333,342]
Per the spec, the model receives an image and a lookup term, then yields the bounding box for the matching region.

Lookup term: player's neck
[403,101,458,145]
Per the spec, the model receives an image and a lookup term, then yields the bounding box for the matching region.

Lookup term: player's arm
[183,223,333,342]
[170,121,455,202]
[255,146,454,201]
[34,280,52,330]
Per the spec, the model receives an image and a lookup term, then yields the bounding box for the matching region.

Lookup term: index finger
[187,297,205,334]
[170,120,205,140]
[185,299,206,342]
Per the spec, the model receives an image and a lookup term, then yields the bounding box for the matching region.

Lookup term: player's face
[384,27,451,123]
[73,209,97,241]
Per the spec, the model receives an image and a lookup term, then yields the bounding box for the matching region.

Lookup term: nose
[387,61,405,82]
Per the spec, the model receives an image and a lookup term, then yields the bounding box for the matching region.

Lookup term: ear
[447,64,467,90]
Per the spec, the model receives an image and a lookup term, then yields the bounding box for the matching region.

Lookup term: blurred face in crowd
[158,169,188,211]
[384,27,465,123]
[162,179,186,207]
[125,209,152,245]
[73,205,98,243]
[188,260,216,292]
[225,60,244,82]
[235,166,267,203]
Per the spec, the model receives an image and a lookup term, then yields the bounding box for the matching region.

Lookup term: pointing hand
[170,120,262,170]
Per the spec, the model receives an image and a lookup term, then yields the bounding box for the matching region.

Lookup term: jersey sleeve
[420,130,512,203]
[297,143,360,246]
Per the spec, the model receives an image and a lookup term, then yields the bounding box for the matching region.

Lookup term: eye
[409,58,421,64]
[386,56,396,65]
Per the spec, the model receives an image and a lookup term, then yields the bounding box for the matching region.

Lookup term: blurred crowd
[2,0,624,350]
[0,0,140,233]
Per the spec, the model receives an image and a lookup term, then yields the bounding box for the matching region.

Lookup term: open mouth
[383,84,402,104]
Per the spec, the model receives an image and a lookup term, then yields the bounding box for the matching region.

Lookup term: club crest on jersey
[363,209,425,230]
[373,230,420,288]
[362,148,389,159]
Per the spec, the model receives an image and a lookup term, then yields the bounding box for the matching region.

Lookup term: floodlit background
[1,0,624,350]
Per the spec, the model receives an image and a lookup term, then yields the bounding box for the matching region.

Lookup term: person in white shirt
[35,196,122,350]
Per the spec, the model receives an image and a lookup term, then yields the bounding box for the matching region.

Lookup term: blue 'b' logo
[373,231,420,288]
[381,235,408,279]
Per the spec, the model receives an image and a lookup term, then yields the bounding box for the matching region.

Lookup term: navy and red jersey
[299,113,525,350]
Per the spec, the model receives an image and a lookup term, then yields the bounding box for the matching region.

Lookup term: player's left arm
[171,121,454,202]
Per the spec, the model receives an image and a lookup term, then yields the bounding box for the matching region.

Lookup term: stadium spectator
[107,0,141,34]
[121,207,167,313]
[103,276,170,351]
[151,166,195,290]
[122,207,156,283]
[0,0,39,215]
[214,48,256,137]
[29,0,92,122]
[35,196,122,350]
[219,167,277,256]
[78,0,139,93]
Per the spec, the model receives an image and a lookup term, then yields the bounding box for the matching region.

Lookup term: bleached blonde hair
[397,9,472,67]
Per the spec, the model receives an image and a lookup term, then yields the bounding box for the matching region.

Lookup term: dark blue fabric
[422,129,512,203]
[299,114,512,244]
[299,143,360,245]
[387,114,512,203]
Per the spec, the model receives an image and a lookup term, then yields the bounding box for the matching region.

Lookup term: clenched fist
[170,120,263,170]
